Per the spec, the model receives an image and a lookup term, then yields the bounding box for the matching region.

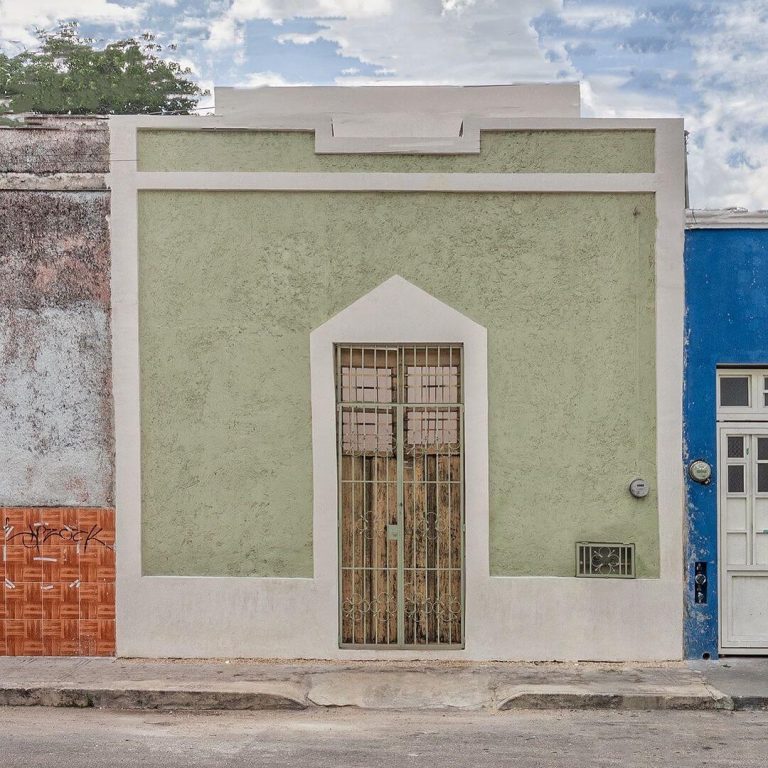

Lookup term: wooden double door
[336,345,464,648]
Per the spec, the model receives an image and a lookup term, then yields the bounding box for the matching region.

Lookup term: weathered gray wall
[0,117,109,174]
[0,117,113,506]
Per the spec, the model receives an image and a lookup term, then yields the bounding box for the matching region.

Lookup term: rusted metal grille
[576,542,635,578]
[336,345,464,648]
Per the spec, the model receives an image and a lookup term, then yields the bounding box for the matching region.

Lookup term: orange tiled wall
[1,508,115,656]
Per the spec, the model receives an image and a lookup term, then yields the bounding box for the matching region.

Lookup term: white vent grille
[576,542,635,578]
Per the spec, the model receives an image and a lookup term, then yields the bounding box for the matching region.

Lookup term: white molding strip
[686,209,768,229]
[134,171,657,193]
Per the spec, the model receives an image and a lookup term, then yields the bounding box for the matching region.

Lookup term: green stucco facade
[138,185,658,579]
[137,129,655,174]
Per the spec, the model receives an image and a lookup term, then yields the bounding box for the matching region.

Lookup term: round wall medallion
[688,459,712,484]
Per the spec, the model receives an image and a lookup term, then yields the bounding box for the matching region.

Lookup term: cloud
[176,16,211,31]
[203,0,391,57]
[441,0,477,13]
[556,4,635,31]
[0,0,140,49]
[204,12,245,51]
[684,3,768,208]
[579,74,680,119]
[239,70,313,86]
[317,0,563,85]
[536,0,768,209]
[617,36,677,55]
[275,31,326,44]
[195,78,216,113]
[200,0,562,85]
[228,0,391,22]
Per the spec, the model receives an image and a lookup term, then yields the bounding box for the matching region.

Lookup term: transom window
[717,369,768,420]
[338,347,462,453]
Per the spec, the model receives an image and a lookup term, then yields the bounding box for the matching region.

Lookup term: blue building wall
[684,227,768,659]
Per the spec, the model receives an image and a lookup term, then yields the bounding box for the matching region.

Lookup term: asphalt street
[1,707,767,767]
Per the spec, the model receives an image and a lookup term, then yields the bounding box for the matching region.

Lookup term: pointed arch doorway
[309,275,488,655]
[336,344,464,648]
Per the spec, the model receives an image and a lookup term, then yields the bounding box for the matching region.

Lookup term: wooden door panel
[402,453,462,645]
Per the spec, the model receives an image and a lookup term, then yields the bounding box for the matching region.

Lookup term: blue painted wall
[684,228,768,659]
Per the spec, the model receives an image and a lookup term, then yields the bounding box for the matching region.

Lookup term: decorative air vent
[576,542,635,578]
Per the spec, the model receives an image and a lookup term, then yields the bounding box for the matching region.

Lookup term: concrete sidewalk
[2,657,766,712]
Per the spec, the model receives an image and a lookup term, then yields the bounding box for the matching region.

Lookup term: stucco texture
[137,129,655,174]
[138,191,658,578]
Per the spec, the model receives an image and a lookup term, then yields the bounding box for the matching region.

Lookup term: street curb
[0,684,742,712]
[497,691,734,711]
[730,697,768,711]
[0,687,308,710]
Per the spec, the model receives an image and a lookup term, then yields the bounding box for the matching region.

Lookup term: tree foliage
[0,23,205,115]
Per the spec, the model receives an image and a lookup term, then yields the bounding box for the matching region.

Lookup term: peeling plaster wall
[0,192,110,307]
[0,118,109,174]
[0,306,112,505]
[0,119,113,507]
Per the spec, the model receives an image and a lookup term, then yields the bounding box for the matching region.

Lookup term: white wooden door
[719,427,768,651]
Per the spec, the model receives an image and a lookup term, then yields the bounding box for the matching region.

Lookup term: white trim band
[133,172,657,193]
[687,209,768,229]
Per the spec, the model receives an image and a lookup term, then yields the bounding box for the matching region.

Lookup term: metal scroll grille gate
[336,345,464,648]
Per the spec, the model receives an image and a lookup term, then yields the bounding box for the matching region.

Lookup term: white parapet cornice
[214,83,582,131]
[686,209,768,229]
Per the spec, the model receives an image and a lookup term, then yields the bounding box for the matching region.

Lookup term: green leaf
[1,23,206,115]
